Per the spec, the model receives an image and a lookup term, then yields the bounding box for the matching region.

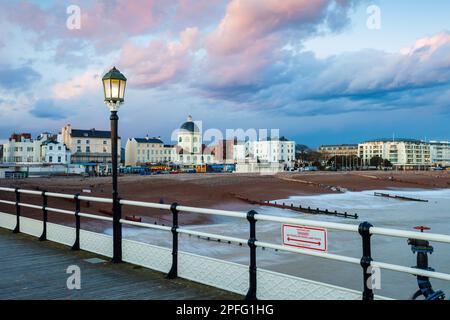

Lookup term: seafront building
[125,116,215,167]
[318,144,358,161]
[430,141,450,167]
[358,139,431,169]
[1,132,72,178]
[40,135,71,165]
[125,136,174,166]
[2,133,43,163]
[213,139,236,164]
[61,124,121,170]
[234,137,295,164]
[172,116,215,166]
[233,136,296,173]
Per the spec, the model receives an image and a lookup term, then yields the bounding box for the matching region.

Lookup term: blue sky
[0,0,449,147]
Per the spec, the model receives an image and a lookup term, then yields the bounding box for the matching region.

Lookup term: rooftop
[71,129,120,139]
[362,138,425,144]
[179,115,200,133]
[134,137,164,144]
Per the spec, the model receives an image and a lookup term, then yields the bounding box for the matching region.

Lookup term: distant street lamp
[102,66,127,263]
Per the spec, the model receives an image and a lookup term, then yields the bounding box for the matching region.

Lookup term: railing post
[13,188,20,234]
[167,202,179,279]
[72,194,81,251]
[245,210,258,300]
[39,191,48,241]
[359,221,374,300]
[111,197,123,263]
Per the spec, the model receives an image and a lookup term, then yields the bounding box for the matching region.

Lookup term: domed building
[174,115,214,166]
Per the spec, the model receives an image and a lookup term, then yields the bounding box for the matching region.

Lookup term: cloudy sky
[1,0,450,147]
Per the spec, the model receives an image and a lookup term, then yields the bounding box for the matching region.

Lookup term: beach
[0,171,449,232]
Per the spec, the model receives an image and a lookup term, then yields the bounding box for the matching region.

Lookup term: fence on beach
[1,186,450,300]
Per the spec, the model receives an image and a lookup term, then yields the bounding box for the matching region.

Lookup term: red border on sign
[282,224,328,252]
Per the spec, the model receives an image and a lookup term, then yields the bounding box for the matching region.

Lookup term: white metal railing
[1,186,450,299]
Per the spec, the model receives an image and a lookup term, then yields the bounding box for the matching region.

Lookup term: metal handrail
[1,187,450,300]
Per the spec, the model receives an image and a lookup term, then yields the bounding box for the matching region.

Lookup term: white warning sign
[282,224,328,252]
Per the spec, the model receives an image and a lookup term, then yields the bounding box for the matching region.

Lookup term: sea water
[111,188,450,300]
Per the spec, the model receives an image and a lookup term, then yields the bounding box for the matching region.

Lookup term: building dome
[180,115,200,133]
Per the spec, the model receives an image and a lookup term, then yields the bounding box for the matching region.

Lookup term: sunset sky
[1,0,450,147]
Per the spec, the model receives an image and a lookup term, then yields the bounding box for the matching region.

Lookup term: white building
[358,139,431,168]
[2,132,71,166]
[40,136,71,165]
[173,116,214,166]
[125,136,174,166]
[2,133,41,163]
[430,141,450,167]
[234,137,295,168]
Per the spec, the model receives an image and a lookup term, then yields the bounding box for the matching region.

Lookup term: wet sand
[0,171,449,232]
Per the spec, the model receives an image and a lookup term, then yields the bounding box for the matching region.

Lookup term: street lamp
[102,66,127,263]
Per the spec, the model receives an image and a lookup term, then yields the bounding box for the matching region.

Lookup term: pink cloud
[400,32,450,61]
[52,70,102,100]
[72,0,163,37]
[5,2,50,31]
[118,27,199,87]
[206,0,330,56]
[2,0,177,51]
[174,0,228,27]
[201,0,353,89]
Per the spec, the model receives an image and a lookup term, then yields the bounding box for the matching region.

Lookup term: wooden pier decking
[0,228,240,300]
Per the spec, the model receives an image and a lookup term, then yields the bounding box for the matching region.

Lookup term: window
[86,146,91,153]
[58,156,61,163]
[77,146,81,152]
[77,140,81,144]
[49,156,53,162]
[58,146,62,151]
[86,140,90,144]
[179,137,182,142]
[49,146,53,151]
[103,140,107,145]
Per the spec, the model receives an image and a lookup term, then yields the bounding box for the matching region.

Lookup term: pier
[2,187,450,300]
[0,228,237,300]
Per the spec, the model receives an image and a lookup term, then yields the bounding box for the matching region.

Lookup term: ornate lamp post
[102,67,127,263]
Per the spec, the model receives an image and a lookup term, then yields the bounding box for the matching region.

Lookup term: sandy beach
[0,171,449,232]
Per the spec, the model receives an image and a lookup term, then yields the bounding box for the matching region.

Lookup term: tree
[295,144,311,162]
[369,155,384,167]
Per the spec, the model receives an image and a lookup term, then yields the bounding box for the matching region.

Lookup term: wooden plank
[0,228,241,300]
